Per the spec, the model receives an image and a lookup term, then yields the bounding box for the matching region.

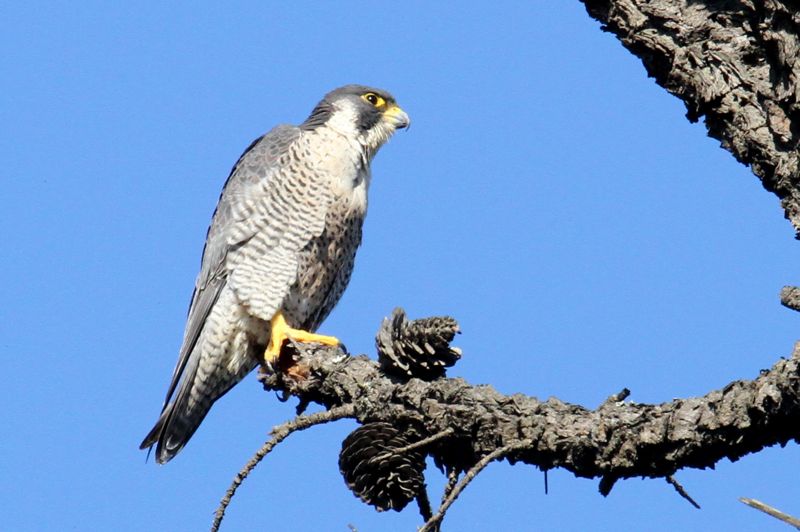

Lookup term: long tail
[140,353,257,464]
[139,400,208,464]
[139,372,215,464]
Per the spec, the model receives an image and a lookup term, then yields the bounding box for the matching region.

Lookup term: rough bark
[263,339,800,494]
[579,0,800,234]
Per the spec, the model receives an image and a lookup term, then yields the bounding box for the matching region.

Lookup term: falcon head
[301,84,410,156]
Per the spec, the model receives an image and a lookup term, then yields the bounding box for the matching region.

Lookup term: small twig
[441,467,459,506]
[598,474,618,496]
[211,405,355,532]
[740,497,800,529]
[602,387,631,406]
[780,286,800,313]
[420,441,531,532]
[374,428,455,462]
[666,475,701,509]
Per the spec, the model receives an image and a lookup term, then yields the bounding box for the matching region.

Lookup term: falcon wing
[159,124,325,408]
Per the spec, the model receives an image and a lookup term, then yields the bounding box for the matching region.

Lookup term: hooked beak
[383,105,411,129]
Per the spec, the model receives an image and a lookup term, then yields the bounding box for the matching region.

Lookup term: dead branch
[666,475,701,509]
[740,497,800,529]
[211,405,355,531]
[420,441,533,532]
[781,286,800,312]
[260,340,800,495]
[579,0,800,234]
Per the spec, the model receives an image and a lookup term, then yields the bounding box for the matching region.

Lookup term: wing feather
[159,124,307,408]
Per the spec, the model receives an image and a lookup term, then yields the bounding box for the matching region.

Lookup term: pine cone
[376,308,461,380]
[338,422,425,512]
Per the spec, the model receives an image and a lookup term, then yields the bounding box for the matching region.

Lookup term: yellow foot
[264,310,340,364]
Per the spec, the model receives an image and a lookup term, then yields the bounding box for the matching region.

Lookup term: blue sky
[2,2,799,531]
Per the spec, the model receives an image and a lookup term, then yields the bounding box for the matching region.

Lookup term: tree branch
[740,497,800,529]
[260,340,800,494]
[211,405,355,532]
[781,285,800,312]
[666,475,701,509]
[372,428,454,464]
[420,441,533,532]
[579,0,800,234]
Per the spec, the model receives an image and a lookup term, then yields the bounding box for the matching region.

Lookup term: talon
[264,310,340,364]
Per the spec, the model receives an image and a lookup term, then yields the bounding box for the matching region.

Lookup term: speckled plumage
[141,85,408,463]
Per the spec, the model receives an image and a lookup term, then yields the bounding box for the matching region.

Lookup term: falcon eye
[362,92,386,108]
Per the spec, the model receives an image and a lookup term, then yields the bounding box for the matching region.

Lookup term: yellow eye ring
[362,92,386,108]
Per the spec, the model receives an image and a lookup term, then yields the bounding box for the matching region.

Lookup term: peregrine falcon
[141,85,409,464]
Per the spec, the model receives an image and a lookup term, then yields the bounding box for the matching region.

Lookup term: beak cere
[384,105,411,129]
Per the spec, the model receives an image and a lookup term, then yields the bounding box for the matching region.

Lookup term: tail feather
[139,390,215,464]
[140,351,259,464]
[139,408,168,451]
[141,284,264,464]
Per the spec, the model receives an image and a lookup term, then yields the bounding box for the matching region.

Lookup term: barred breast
[281,127,369,331]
